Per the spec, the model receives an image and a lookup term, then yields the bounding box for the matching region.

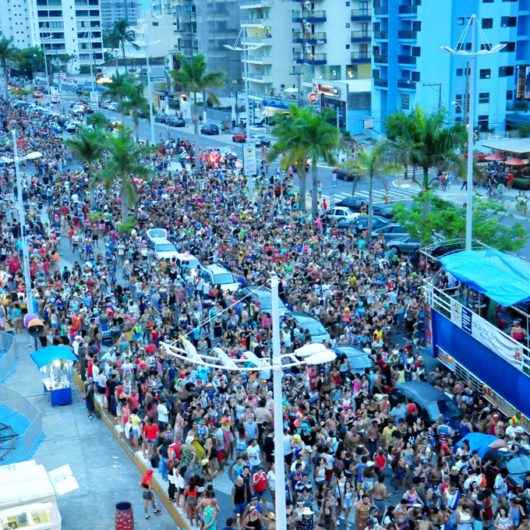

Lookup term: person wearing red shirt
[142,418,159,458]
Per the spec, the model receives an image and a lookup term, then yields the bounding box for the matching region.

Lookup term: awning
[30,345,77,369]
[505,157,528,166]
[440,249,530,307]
[481,138,530,155]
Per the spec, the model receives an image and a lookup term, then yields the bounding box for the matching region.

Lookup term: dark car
[386,235,421,254]
[254,136,271,148]
[155,114,167,124]
[372,223,409,241]
[338,214,389,232]
[201,123,220,135]
[334,346,374,373]
[166,116,186,127]
[336,196,368,212]
[333,168,360,182]
[390,381,462,426]
[372,203,395,218]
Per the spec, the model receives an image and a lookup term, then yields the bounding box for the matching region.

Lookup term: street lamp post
[11,129,34,314]
[442,15,505,251]
[161,276,335,530]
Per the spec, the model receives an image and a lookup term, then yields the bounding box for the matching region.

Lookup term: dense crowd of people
[1,95,530,530]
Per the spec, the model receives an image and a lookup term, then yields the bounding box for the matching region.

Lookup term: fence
[0,332,16,382]
[0,383,42,461]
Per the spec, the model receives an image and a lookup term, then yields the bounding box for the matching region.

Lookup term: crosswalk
[324,186,418,205]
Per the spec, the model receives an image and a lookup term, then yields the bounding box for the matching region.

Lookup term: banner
[243,142,257,176]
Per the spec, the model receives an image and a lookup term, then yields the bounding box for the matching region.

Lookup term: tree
[350,142,400,239]
[66,126,107,206]
[386,107,466,192]
[393,193,527,251]
[97,127,150,221]
[269,106,339,218]
[86,112,109,129]
[13,47,44,80]
[171,55,224,135]
[0,34,17,97]
[105,73,147,139]
[110,19,138,70]
[48,53,73,84]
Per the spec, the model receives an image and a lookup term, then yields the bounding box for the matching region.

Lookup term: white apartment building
[100,0,140,32]
[0,0,104,74]
[123,13,178,59]
[240,0,294,101]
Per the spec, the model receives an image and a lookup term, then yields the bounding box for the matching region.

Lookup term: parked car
[386,235,421,254]
[286,312,331,343]
[324,206,360,224]
[254,135,271,148]
[390,381,462,426]
[166,116,186,127]
[150,240,180,260]
[336,196,368,212]
[199,264,240,292]
[64,120,81,133]
[372,223,409,241]
[146,228,169,243]
[338,214,389,232]
[155,114,167,124]
[333,168,359,182]
[455,433,530,490]
[237,286,288,316]
[174,252,200,271]
[232,132,246,143]
[372,203,396,219]
[201,123,220,135]
[334,346,374,373]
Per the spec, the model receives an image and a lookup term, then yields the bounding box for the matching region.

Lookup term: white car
[151,239,180,260]
[146,228,169,243]
[64,120,81,132]
[199,264,240,293]
[325,206,360,223]
[175,252,200,271]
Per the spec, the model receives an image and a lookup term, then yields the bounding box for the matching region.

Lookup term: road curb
[73,373,191,530]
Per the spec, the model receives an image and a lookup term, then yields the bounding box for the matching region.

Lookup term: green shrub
[117,217,136,234]
[513,178,530,190]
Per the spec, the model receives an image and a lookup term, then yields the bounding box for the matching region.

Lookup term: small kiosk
[30,346,77,407]
[0,460,62,530]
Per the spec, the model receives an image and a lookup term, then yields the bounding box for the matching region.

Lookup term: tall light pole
[161,277,335,530]
[40,33,51,94]
[144,2,157,145]
[442,15,504,251]
[11,129,34,314]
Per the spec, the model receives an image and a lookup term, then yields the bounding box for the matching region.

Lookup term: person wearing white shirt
[157,401,169,428]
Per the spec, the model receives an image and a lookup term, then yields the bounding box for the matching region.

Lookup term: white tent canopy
[481,138,530,155]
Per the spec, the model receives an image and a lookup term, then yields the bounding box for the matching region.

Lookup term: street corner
[391,178,421,191]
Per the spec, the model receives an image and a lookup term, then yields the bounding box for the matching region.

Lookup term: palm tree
[268,106,311,212]
[171,55,224,134]
[110,19,138,70]
[386,107,466,193]
[97,127,150,221]
[66,127,107,206]
[386,111,417,181]
[0,35,17,97]
[86,112,109,129]
[350,142,400,239]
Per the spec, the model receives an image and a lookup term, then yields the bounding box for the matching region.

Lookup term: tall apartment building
[371,0,527,135]
[240,0,294,100]
[153,0,241,89]
[100,0,140,32]
[0,0,40,49]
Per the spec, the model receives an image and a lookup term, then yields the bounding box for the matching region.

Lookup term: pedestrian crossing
[324,186,418,205]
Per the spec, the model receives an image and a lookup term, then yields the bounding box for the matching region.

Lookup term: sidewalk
[3,334,177,530]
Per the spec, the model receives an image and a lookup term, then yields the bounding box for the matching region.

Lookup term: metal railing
[0,384,42,461]
[0,332,16,383]
[426,283,530,373]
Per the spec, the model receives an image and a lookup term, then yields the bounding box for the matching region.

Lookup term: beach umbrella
[504,158,527,166]
[483,152,504,161]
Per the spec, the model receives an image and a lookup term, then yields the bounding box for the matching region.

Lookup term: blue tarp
[30,346,77,369]
[455,433,499,458]
[440,249,530,307]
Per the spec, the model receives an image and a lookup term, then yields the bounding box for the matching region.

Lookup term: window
[499,65,514,76]
[456,68,463,76]
[478,115,489,132]
[401,93,410,110]
[500,41,515,52]
[482,18,493,28]
[506,90,513,100]
[501,16,516,27]
[455,94,463,114]
[479,92,490,103]
[480,68,491,79]
[483,0,494,3]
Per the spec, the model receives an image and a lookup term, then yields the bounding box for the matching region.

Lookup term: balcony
[373,53,388,64]
[398,29,417,39]
[240,0,271,7]
[351,52,370,63]
[241,16,269,26]
[292,9,326,23]
[398,54,417,65]
[374,30,388,39]
[397,79,416,89]
[399,3,418,16]
[374,78,388,87]
[374,2,388,15]
[293,31,327,45]
[351,9,370,21]
[351,30,371,42]
[294,53,327,65]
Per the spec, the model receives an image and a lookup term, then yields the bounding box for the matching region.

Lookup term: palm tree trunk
[352,175,359,196]
[121,42,126,72]
[202,90,207,125]
[367,171,374,240]
[298,167,307,213]
[422,166,430,193]
[2,61,8,98]
[311,161,319,219]
[121,196,129,223]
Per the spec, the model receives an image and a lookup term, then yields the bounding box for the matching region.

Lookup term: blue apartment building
[371,0,530,135]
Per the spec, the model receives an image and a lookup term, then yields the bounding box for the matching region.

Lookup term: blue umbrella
[30,345,78,369]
